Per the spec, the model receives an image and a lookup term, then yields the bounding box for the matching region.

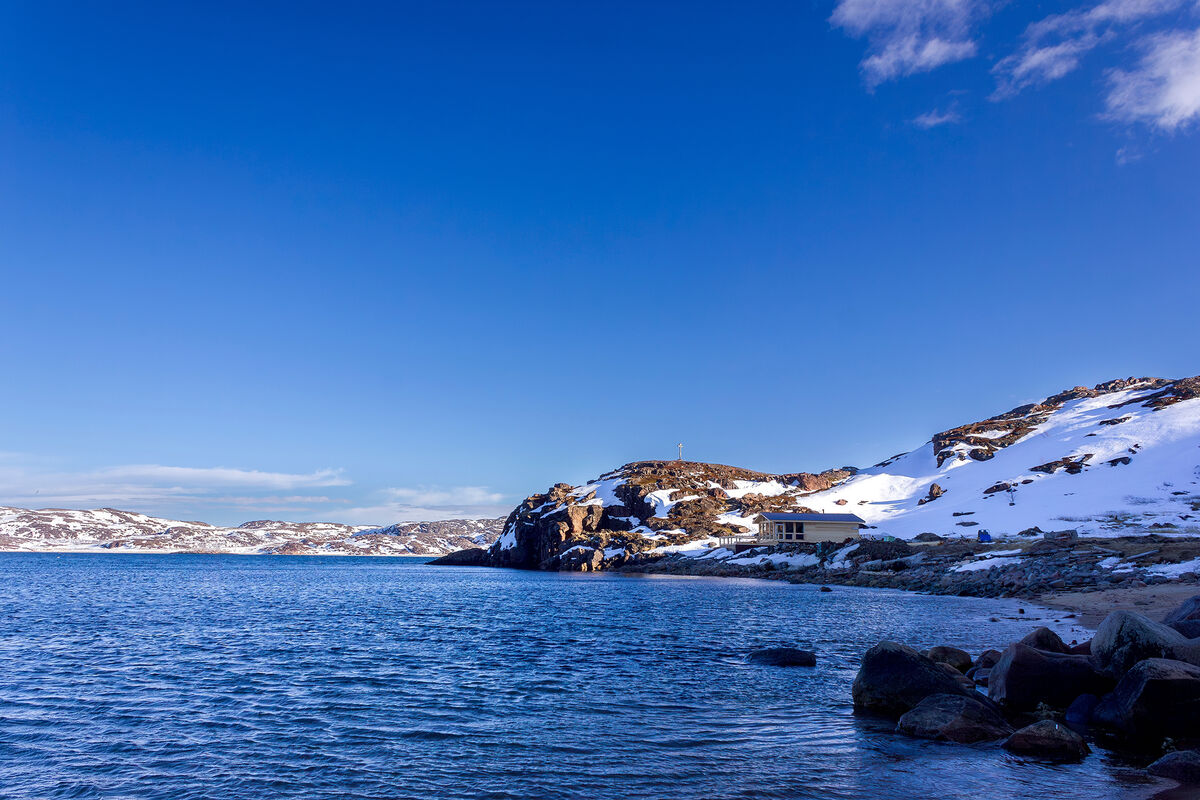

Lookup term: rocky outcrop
[931,377,1171,467]
[896,694,1013,743]
[1091,658,1200,744]
[852,641,975,718]
[477,460,855,571]
[1003,720,1090,762]
[428,547,491,566]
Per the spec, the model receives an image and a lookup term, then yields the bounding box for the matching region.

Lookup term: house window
[775,524,783,535]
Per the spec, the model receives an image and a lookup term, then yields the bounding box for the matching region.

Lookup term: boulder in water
[1147,750,1200,784]
[1003,720,1090,762]
[989,643,1113,711]
[1091,658,1200,744]
[1091,611,1200,679]
[852,641,974,718]
[897,693,1013,743]
[747,647,816,667]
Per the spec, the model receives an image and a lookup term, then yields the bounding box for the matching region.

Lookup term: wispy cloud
[341,486,510,526]
[993,0,1191,97]
[832,0,988,86]
[1105,26,1200,128]
[0,462,350,511]
[911,106,964,127]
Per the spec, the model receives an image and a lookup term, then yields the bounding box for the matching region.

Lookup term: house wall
[802,522,861,543]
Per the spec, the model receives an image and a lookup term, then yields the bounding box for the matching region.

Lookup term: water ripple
[0,554,1169,800]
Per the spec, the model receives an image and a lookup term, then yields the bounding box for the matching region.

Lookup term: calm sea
[0,554,1171,799]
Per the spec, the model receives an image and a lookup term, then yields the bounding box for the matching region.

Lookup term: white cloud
[832,0,987,86]
[1106,26,1200,128]
[993,0,1190,96]
[911,106,964,127]
[0,462,350,510]
[92,465,349,489]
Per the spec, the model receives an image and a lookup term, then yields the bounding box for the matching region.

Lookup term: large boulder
[747,647,816,667]
[1091,658,1200,744]
[1003,720,1090,762]
[1164,595,1200,639]
[1147,750,1200,784]
[989,643,1114,711]
[897,694,1014,743]
[852,641,974,718]
[1019,627,1072,654]
[927,646,973,674]
[1091,611,1200,679]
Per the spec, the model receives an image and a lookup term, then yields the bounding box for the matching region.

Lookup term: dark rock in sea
[989,643,1113,711]
[927,645,973,674]
[1174,620,1200,639]
[1065,694,1100,726]
[428,547,491,566]
[852,641,974,718]
[896,693,1014,744]
[1018,626,1072,654]
[1070,639,1092,656]
[1147,750,1200,784]
[747,647,816,667]
[1091,658,1200,744]
[819,585,833,592]
[1090,611,1200,679]
[1003,720,1090,762]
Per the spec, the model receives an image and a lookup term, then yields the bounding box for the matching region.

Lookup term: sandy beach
[1039,582,1200,629]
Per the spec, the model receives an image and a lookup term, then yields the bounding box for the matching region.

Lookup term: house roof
[757,512,866,524]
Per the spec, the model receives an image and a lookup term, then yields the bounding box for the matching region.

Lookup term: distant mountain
[0,507,504,556]
[467,375,1200,571]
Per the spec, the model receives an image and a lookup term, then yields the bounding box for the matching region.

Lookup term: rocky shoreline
[833,594,1200,789]
[611,532,1200,600]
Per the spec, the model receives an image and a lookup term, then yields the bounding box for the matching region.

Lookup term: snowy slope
[794,378,1200,539]
[0,507,504,556]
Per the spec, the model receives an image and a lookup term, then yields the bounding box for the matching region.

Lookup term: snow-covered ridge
[796,376,1200,539]
[0,507,504,556]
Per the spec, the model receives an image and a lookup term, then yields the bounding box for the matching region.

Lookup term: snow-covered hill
[472,375,1200,571]
[802,376,1200,538]
[0,507,504,556]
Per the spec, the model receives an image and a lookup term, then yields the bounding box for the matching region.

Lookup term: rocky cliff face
[483,460,854,571]
[0,507,504,556]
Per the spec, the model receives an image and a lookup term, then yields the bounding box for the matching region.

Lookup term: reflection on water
[0,555,1174,799]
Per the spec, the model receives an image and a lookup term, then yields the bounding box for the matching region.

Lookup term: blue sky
[1,1,1198,525]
